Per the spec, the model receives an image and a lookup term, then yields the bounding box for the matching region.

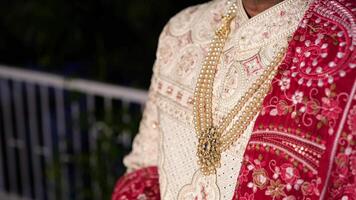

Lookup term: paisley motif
[288,2,355,88]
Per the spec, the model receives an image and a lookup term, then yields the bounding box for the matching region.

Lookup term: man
[112,0,356,199]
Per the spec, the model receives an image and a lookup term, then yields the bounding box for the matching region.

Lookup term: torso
[152,0,311,199]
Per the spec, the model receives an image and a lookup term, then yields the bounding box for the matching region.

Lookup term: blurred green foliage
[46,92,143,200]
[0,0,206,88]
[70,104,142,200]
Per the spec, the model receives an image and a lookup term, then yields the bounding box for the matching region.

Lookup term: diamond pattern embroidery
[242,55,264,76]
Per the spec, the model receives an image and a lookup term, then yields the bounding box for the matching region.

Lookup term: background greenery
[0,0,207,199]
[0,0,206,89]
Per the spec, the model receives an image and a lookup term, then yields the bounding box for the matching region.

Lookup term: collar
[230,0,312,52]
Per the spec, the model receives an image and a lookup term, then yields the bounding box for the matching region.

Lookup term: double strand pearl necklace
[193,1,286,176]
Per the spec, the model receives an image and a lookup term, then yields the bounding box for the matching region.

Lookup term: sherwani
[112,0,356,199]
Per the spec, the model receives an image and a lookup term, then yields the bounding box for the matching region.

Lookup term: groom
[113,0,356,199]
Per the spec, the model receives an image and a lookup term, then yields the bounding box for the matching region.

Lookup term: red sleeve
[112,167,160,200]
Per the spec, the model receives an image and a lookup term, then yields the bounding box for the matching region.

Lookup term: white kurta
[123,0,311,199]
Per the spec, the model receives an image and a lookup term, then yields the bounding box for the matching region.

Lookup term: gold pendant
[197,127,222,175]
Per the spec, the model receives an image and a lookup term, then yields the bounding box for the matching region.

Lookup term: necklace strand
[193,1,286,176]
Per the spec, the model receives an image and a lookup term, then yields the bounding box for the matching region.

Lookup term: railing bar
[39,86,55,200]
[140,101,146,111]
[0,65,147,103]
[0,80,19,193]
[103,97,114,190]
[121,101,131,124]
[13,82,32,197]
[26,83,44,200]
[119,100,132,148]
[104,97,112,122]
[70,102,82,197]
[86,95,101,199]
[0,98,5,191]
[0,192,33,200]
[71,80,147,103]
[54,89,69,200]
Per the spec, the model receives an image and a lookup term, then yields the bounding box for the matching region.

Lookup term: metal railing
[0,65,148,200]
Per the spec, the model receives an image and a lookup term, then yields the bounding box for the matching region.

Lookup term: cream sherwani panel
[123,63,161,173]
[123,0,310,199]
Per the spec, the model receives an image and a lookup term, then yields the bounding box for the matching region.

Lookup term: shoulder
[163,0,226,36]
[153,0,227,72]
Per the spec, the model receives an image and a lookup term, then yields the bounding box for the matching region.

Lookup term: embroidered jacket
[112,0,356,199]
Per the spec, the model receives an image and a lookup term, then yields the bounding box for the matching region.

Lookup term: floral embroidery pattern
[279,77,291,91]
[320,96,343,121]
[240,192,255,200]
[239,155,321,199]
[265,179,286,199]
[347,105,356,135]
[234,0,356,200]
[326,95,356,199]
[252,168,269,190]
[279,163,300,185]
[291,91,304,105]
[262,82,349,133]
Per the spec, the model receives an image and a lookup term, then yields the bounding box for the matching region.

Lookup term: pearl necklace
[193,1,286,176]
